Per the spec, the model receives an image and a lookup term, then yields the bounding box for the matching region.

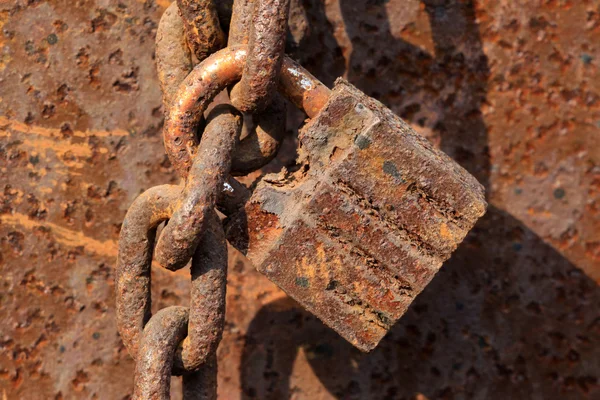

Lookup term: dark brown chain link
[156,2,193,109]
[155,105,241,272]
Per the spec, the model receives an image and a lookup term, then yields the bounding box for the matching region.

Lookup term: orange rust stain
[1,213,118,258]
[246,204,284,261]
[526,207,554,218]
[0,11,7,49]
[0,54,11,73]
[0,116,129,139]
[1,117,114,164]
[439,222,452,239]
[0,213,216,276]
[155,0,171,10]
[20,137,94,158]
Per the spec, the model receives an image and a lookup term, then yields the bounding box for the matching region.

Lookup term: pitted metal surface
[1,1,599,399]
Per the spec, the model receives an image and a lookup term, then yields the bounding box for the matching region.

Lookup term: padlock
[161,47,487,352]
[228,78,487,352]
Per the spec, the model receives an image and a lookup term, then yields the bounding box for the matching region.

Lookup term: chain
[118,2,233,399]
[154,104,241,271]
[115,0,330,398]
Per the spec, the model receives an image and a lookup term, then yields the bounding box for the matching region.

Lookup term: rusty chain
[116,0,330,398]
[154,104,241,272]
[118,2,233,399]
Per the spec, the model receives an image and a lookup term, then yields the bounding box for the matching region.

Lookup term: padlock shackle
[164,45,331,177]
[279,57,331,118]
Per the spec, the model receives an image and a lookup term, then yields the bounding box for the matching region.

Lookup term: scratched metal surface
[0,0,598,399]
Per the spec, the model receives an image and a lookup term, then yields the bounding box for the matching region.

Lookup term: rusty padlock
[229,79,487,352]
[163,47,487,352]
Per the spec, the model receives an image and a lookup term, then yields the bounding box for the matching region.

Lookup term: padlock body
[229,79,487,352]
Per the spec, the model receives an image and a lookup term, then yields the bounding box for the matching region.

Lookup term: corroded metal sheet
[235,80,487,351]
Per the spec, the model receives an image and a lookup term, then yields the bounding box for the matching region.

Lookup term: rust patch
[1,213,118,257]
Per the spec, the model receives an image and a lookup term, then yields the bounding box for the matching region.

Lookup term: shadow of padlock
[228,78,487,352]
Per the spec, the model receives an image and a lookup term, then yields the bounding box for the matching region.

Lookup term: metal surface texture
[230,0,291,113]
[228,79,487,351]
[162,45,330,178]
[228,0,254,47]
[1,0,599,399]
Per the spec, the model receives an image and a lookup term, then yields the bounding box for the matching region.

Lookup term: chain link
[156,2,194,109]
[162,45,329,178]
[155,105,241,271]
[230,0,291,113]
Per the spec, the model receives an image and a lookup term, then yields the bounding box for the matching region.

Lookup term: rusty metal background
[0,0,599,399]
